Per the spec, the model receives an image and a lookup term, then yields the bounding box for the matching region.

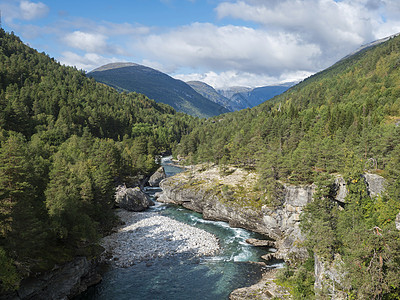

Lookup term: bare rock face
[314,254,348,299]
[14,257,100,300]
[396,212,400,230]
[334,173,386,203]
[148,166,166,187]
[229,269,291,300]
[158,169,314,263]
[115,186,154,211]
[362,173,386,197]
[334,175,347,203]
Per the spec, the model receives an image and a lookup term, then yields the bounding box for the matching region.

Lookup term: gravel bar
[102,209,220,267]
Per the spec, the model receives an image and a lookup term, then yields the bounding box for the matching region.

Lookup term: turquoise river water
[77,158,282,300]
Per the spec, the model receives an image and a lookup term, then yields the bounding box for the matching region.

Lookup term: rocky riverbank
[101,209,220,268]
[157,164,311,263]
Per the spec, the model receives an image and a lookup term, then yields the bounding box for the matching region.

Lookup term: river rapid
[77,157,281,300]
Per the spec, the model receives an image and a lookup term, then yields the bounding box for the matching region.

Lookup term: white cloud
[173,69,312,89]
[0,0,49,23]
[59,51,123,71]
[64,31,109,53]
[135,23,321,76]
[5,0,400,88]
[20,0,49,20]
[215,0,376,59]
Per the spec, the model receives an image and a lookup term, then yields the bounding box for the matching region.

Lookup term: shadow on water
[78,257,266,300]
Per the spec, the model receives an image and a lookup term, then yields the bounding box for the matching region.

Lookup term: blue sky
[1,0,400,88]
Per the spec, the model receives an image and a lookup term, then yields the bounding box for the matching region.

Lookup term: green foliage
[301,168,400,299]
[276,256,316,300]
[0,247,20,292]
[0,29,195,292]
[173,34,400,299]
[175,35,400,187]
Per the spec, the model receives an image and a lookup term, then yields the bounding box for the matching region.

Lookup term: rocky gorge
[155,164,393,299]
[7,161,395,300]
[156,165,314,263]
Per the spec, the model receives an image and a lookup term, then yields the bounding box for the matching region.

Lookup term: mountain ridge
[88,63,229,118]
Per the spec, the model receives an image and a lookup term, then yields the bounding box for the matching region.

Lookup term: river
[77,157,282,300]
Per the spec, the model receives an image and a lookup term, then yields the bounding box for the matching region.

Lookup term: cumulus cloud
[20,0,49,20]
[59,51,123,71]
[174,69,312,89]
[129,0,400,87]
[64,31,108,53]
[215,0,377,61]
[7,0,400,88]
[135,23,321,76]
[62,30,129,55]
[0,0,49,23]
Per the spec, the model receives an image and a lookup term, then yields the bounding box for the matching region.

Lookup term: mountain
[0,29,196,294]
[187,82,293,112]
[186,81,234,111]
[174,33,400,298]
[247,84,293,107]
[216,84,293,110]
[88,63,229,118]
[216,86,252,110]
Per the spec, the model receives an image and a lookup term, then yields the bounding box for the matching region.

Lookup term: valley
[1,19,400,300]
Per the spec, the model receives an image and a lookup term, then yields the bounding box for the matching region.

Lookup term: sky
[1,0,400,89]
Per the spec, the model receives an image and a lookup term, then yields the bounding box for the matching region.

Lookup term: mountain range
[89,63,292,116]
[88,63,229,118]
[217,83,293,110]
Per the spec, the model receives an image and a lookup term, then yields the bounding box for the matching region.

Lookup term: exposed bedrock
[157,166,388,267]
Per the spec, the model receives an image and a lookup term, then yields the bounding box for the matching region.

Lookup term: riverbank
[230,269,291,300]
[101,209,220,268]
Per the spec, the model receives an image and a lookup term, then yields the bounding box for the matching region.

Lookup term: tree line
[0,29,198,292]
[174,35,400,298]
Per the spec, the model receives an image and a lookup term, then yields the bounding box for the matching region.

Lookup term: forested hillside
[0,30,196,292]
[174,34,400,298]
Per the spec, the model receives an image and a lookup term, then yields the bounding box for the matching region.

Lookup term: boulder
[362,173,386,197]
[334,175,347,203]
[115,186,154,211]
[148,166,166,187]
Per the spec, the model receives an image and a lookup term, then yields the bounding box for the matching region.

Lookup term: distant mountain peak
[90,62,141,72]
[88,63,229,118]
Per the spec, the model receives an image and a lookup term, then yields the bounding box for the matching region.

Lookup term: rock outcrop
[7,257,100,300]
[229,269,291,300]
[362,173,386,197]
[157,166,314,262]
[314,254,348,299]
[148,166,166,187]
[115,186,154,211]
[158,165,388,299]
[316,173,387,299]
[246,238,275,247]
[334,175,347,203]
[334,173,386,203]
[396,212,400,230]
